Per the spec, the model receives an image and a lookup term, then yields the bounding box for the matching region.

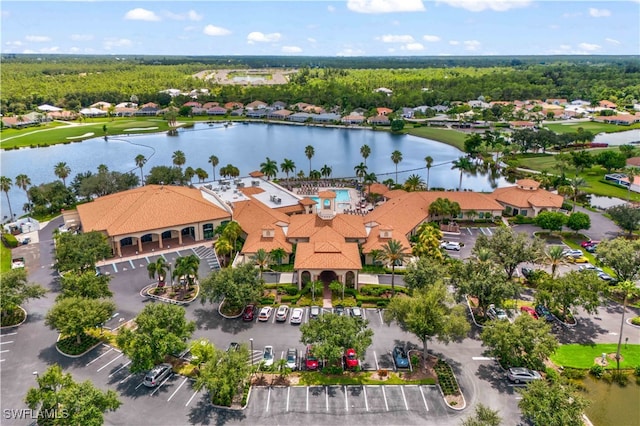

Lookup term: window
[478,212,485,219]
[203,224,214,239]
[520,210,528,217]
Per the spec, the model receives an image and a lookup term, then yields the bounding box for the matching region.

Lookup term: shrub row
[1,233,18,248]
[56,333,100,356]
[434,360,459,396]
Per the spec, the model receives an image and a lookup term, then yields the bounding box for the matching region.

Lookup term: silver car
[275,305,289,322]
[143,363,172,388]
[290,308,304,324]
[507,367,542,384]
[285,348,298,370]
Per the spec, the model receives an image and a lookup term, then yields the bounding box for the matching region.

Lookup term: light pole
[249,338,254,366]
[167,263,172,287]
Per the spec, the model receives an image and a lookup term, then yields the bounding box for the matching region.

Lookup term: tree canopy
[518,379,589,426]
[595,238,640,282]
[45,297,115,344]
[473,226,544,279]
[0,268,46,322]
[54,231,111,274]
[606,205,640,236]
[199,263,263,311]
[57,270,112,300]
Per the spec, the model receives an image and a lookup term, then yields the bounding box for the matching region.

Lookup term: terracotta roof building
[490,179,564,217]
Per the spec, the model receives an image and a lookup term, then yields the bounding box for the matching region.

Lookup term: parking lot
[0,330,17,365]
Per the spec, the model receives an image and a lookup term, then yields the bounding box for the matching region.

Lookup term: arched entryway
[319,270,338,285]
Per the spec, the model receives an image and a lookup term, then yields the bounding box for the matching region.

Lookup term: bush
[545,367,560,383]
[56,334,100,356]
[434,360,459,395]
[513,214,535,224]
[1,233,18,248]
[590,364,605,379]
[631,317,640,326]
[562,368,586,379]
[634,365,640,377]
[280,295,301,304]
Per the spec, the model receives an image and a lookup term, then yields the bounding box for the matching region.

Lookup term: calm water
[580,375,640,426]
[0,123,509,217]
[593,129,640,146]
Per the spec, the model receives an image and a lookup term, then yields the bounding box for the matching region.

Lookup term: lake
[593,129,640,146]
[0,123,510,217]
[580,374,640,426]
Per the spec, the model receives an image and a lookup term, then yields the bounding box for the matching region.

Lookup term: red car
[305,345,319,370]
[344,348,359,369]
[520,306,538,320]
[242,304,255,321]
[581,240,600,248]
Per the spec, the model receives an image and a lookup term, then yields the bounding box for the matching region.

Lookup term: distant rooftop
[195,176,302,210]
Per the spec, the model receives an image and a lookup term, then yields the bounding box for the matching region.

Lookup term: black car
[521,267,534,279]
[585,244,598,253]
[535,305,554,322]
[334,305,345,316]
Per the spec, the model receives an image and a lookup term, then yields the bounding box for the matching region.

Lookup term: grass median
[550,343,640,370]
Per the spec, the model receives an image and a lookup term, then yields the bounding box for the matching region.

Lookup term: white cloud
[605,38,620,45]
[124,8,161,22]
[71,34,94,42]
[449,40,460,45]
[464,40,481,51]
[25,35,51,42]
[282,46,302,53]
[247,32,281,43]
[402,42,424,51]
[578,42,601,51]
[69,47,80,53]
[422,35,441,42]
[337,48,365,56]
[165,10,203,21]
[40,46,60,53]
[378,34,415,43]
[5,41,23,47]
[22,49,37,54]
[347,0,425,14]
[188,10,203,21]
[307,37,317,43]
[328,5,336,12]
[437,0,531,12]
[103,38,133,50]
[589,8,610,18]
[1,10,10,18]
[203,25,231,36]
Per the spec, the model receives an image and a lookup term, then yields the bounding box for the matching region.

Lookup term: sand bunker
[66,132,95,139]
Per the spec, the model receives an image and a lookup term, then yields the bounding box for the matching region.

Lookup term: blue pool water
[310,189,351,205]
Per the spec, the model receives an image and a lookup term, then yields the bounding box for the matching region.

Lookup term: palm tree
[270,248,286,266]
[195,168,208,183]
[614,281,639,371]
[259,157,279,180]
[354,162,368,186]
[208,155,219,181]
[425,156,433,191]
[54,162,71,187]
[451,156,474,190]
[320,165,332,179]
[363,172,378,198]
[214,237,233,267]
[391,150,403,184]
[222,221,243,261]
[250,248,271,281]
[184,167,196,184]
[624,167,639,202]
[304,145,315,176]
[376,240,408,296]
[280,159,296,184]
[543,245,567,278]
[360,144,371,166]
[173,254,200,290]
[14,174,31,213]
[309,170,321,180]
[172,150,186,171]
[134,154,147,185]
[0,176,14,220]
[404,174,425,192]
[568,176,587,210]
[147,257,169,288]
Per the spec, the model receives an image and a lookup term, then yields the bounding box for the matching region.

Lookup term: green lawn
[298,371,435,386]
[0,244,11,273]
[544,121,640,134]
[405,126,467,151]
[550,344,640,370]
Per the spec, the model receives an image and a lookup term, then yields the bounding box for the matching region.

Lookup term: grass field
[544,121,640,134]
[550,343,640,370]
[0,244,11,273]
[405,126,467,151]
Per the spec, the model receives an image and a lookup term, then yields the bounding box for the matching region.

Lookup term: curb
[626,317,640,329]
[218,298,243,319]
[141,284,198,305]
[436,383,467,411]
[0,306,27,329]
[465,296,483,328]
[54,335,104,359]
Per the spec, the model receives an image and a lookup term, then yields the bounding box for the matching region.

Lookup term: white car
[275,305,289,322]
[440,241,461,251]
[258,306,273,321]
[350,306,363,319]
[262,346,274,367]
[562,249,583,257]
[579,264,603,273]
[290,308,304,324]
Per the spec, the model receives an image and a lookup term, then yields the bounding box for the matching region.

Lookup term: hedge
[1,233,18,248]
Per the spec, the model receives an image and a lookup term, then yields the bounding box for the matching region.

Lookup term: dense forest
[2,54,639,115]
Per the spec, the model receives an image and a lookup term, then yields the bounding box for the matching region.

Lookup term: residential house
[230,108,245,117]
[207,106,228,116]
[47,110,77,120]
[135,102,160,116]
[267,109,292,120]
[599,100,617,109]
[468,100,490,109]
[288,112,313,123]
[509,121,536,129]
[593,114,640,126]
[246,100,268,110]
[374,87,393,95]
[202,102,220,109]
[160,89,181,97]
[401,108,414,119]
[546,98,568,106]
[368,115,391,126]
[246,109,267,118]
[490,179,564,217]
[341,115,365,125]
[37,104,62,112]
[225,101,244,110]
[90,101,112,111]
[79,107,107,117]
[376,107,393,116]
[312,113,341,123]
[1,116,37,128]
[271,101,287,110]
[183,101,202,108]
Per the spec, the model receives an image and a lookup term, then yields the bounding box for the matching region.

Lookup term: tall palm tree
[174,254,200,290]
[222,221,243,261]
[360,144,371,166]
[614,281,639,370]
[376,239,408,296]
[451,156,474,190]
[195,168,208,183]
[250,248,271,281]
[543,245,567,278]
[184,167,196,184]
[354,162,367,185]
[54,162,71,187]
[147,257,169,288]
[280,159,296,184]
[0,176,14,220]
[214,237,233,267]
[172,150,186,171]
[309,170,322,180]
[391,150,403,184]
[320,165,332,179]
[363,172,378,198]
[14,174,31,213]
[568,176,587,210]
[134,154,147,185]
[208,155,219,182]
[624,167,639,202]
[259,157,279,180]
[404,174,425,192]
[304,145,315,176]
[424,156,433,191]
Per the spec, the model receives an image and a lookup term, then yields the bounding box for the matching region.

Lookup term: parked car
[262,346,274,367]
[275,305,289,322]
[535,305,554,322]
[566,255,589,263]
[585,244,598,253]
[520,306,538,320]
[344,348,359,369]
[486,304,509,321]
[305,345,319,370]
[258,306,273,321]
[598,272,618,284]
[242,304,256,321]
[286,348,298,370]
[579,264,603,273]
[350,306,363,319]
[392,346,410,368]
[563,249,583,257]
[290,307,304,324]
[95,266,103,276]
[440,241,461,251]
[143,363,172,388]
[507,367,542,384]
[227,342,240,352]
[521,267,535,278]
[309,305,321,320]
[334,305,345,316]
[581,240,600,248]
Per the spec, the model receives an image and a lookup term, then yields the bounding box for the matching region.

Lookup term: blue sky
[2,1,639,56]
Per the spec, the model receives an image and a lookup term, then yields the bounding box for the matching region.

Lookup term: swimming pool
[310,189,351,205]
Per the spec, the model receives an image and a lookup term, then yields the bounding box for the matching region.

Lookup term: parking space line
[145,256,151,263]
[419,386,429,411]
[306,387,309,412]
[286,387,290,412]
[0,359,5,362]
[373,351,379,370]
[378,309,384,324]
[400,386,408,410]
[0,341,13,344]
[266,387,271,412]
[151,375,172,396]
[97,353,123,372]
[363,385,369,411]
[381,386,389,411]
[86,347,114,366]
[135,380,145,390]
[120,373,135,384]
[325,386,329,412]
[128,260,135,269]
[0,350,9,354]
[344,385,348,412]
[467,228,473,235]
[186,389,199,406]
[109,361,131,377]
[1,332,17,336]
[168,377,189,402]
[112,263,118,273]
